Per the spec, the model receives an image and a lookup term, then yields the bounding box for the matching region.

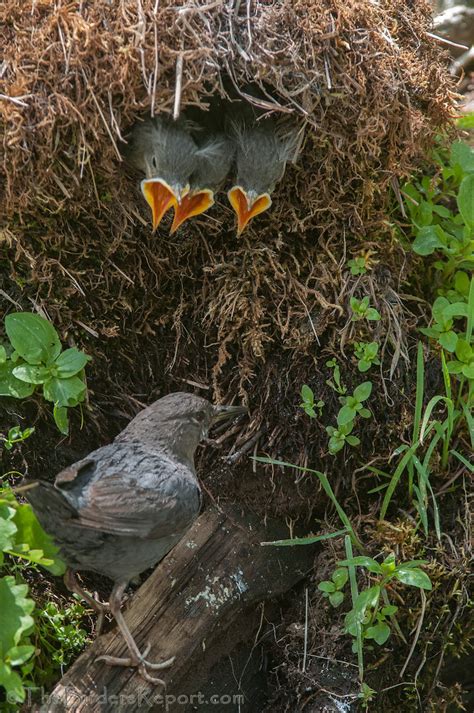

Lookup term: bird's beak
[228,186,272,235]
[141,178,178,231]
[211,403,248,423]
[170,189,215,234]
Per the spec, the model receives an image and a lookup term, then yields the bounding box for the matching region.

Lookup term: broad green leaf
[455,339,472,363]
[395,567,432,590]
[6,644,35,666]
[0,661,25,702]
[337,405,356,426]
[332,567,348,588]
[462,363,474,378]
[301,384,313,402]
[438,331,458,352]
[413,225,445,255]
[345,435,360,446]
[12,364,51,384]
[12,504,66,576]
[0,576,35,653]
[5,313,61,365]
[329,591,344,607]
[0,505,17,550]
[53,404,69,435]
[43,375,86,407]
[318,581,336,593]
[55,348,90,378]
[365,621,391,645]
[353,381,372,402]
[457,174,474,228]
[450,141,474,174]
[0,361,36,399]
[351,585,381,619]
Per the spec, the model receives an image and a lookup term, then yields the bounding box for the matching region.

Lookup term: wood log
[43,507,313,712]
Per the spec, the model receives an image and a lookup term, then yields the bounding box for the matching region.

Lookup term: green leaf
[353,381,372,402]
[455,339,472,363]
[0,361,36,399]
[53,405,70,435]
[457,175,474,228]
[6,644,35,666]
[365,621,391,645]
[43,375,86,407]
[12,364,52,384]
[366,308,381,321]
[301,384,313,403]
[318,581,336,593]
[337,405,356,426]
[55,348,90,378]
[0,661,25,703]
[413,225,445,255]
[395,567,432,590]
[438,331,458,352]
[463,363,474,378]
[345,435,360,446]
[329,591,344,607]
[0,576,35,653]
[332,567,348,589]
[0,505,18,550]
[328,436,344,454]
[0,346,6,364]
[450,141,474,174]
[11,504,66,576]
[338,556,382,574]
[5,312,61,365]
[351,585,381,620]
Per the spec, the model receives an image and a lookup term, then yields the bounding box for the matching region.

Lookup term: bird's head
[122,392,247,466]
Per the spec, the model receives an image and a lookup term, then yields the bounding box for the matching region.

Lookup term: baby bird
[125,116,201,231]
[227,115,300,234]
[170,132,235,234]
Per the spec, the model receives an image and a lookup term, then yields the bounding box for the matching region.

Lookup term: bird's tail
[24,480,77,533]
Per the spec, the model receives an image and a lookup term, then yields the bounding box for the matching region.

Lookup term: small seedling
[326,422,360,454]
[0,426,35,451]
[420,296,468,352]
[300,384,324,418]
[347,256,367,276]
[350,296,381,322]
[0,312,91,435]
[318,567,348,607]
[354,341,380,372]
[337,382,372,426]
[325,358,347,395]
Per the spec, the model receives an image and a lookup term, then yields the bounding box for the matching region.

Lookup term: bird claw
[96,648,175,685]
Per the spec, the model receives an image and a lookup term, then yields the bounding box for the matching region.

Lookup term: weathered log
[43,507,313,712]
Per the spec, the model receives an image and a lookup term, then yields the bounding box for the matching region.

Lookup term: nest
[1,0,456,488]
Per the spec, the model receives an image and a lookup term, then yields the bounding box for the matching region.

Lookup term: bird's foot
[96,644,175,685]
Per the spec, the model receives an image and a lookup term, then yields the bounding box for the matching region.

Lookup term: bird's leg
[96,581,175,685]
[64,569,109,637]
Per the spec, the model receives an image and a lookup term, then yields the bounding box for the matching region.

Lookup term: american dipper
[125,116,201,231]
[26,392,247,684]
[170,131,235,233]
[227,114,300,234]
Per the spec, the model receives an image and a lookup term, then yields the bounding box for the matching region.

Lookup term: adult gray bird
[170,132,235,234]
[125,116,201,231]
[26,392,247,684]
[227,114,300,234]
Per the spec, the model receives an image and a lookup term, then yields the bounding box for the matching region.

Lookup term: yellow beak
[141,178,178,231]
[227,187,272,235]
[170,189,215,234]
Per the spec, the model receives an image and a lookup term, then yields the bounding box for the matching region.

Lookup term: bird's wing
[54,443,201,540]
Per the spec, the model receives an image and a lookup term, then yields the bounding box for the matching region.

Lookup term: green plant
[339,552,431,652]
[325,358,347,395]
[353,341,380,372]
[0,426,35,451]
[0,483,65,705]
[347,256,367,275]
[318,567,348,607]
[326,421,360,455]
[337,381,372,426]
[299,385,324,418]
[0,312,91,435]
[420,296,468,352]
[350,296,381,322]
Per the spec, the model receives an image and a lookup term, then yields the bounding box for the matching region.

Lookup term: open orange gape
[141,178,180,231]
[227,186,272,235]
[170,189,215,234]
